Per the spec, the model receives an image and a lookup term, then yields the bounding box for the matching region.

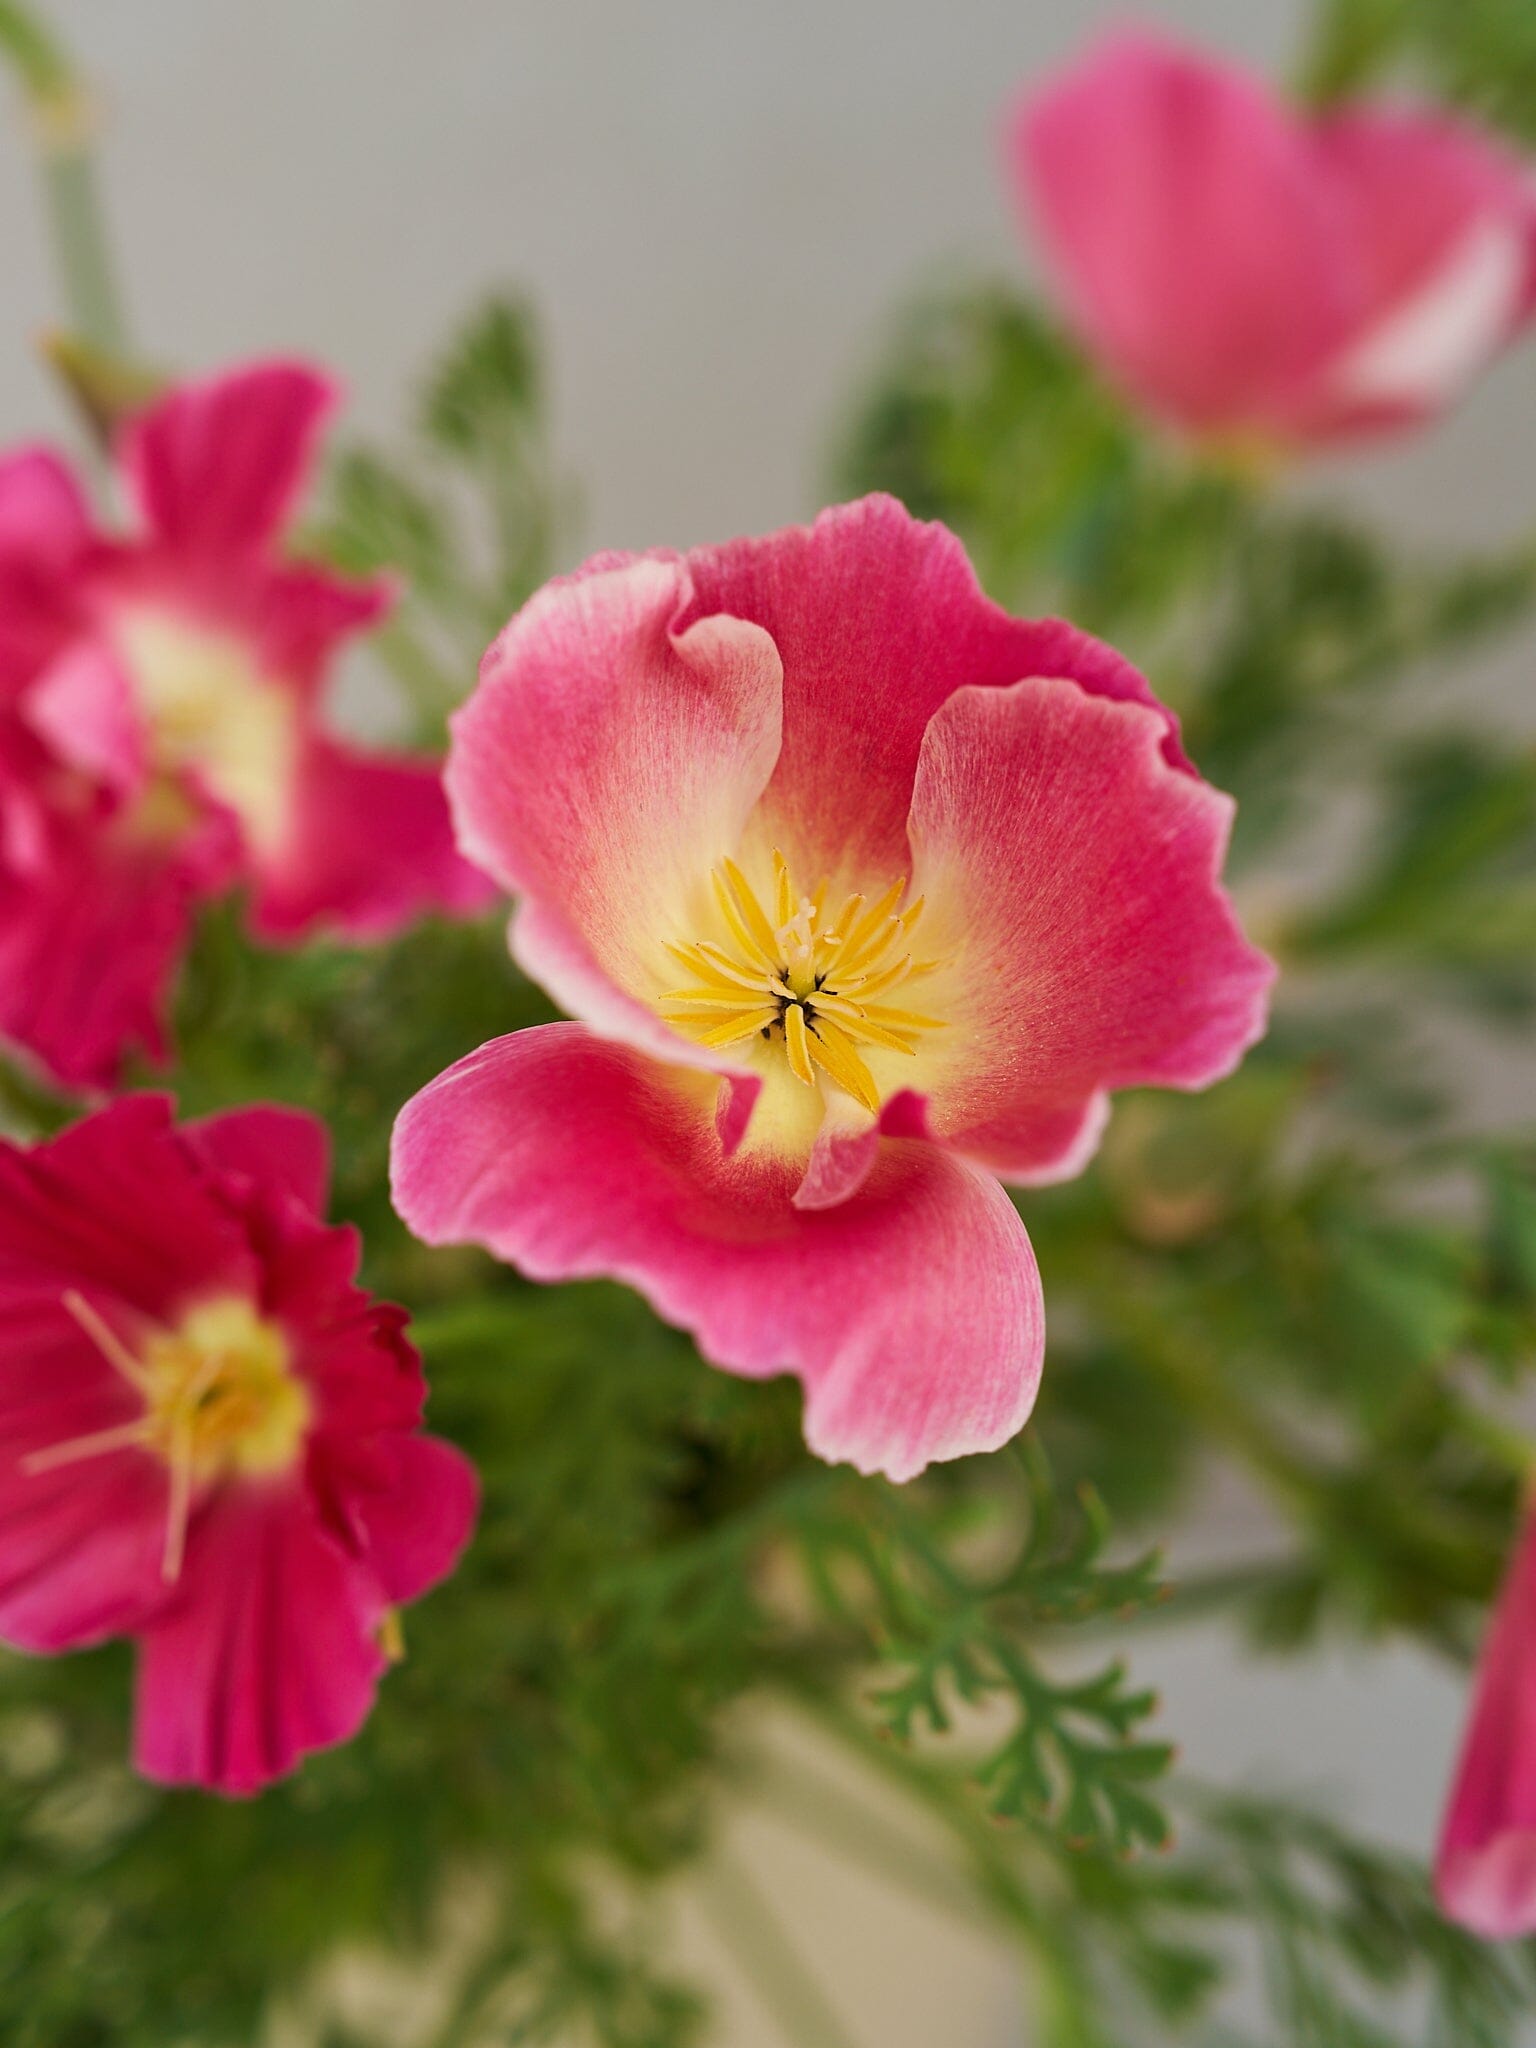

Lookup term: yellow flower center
[660,850,944,1116]
[138,1299,310,1483]
[26,1293,311,1582]
[117,612,299,855]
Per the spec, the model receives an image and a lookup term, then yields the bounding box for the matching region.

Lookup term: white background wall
[1,6,1531,2042]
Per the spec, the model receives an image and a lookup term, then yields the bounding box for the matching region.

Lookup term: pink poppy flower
[1436,1502,1536,1938]
[1008,29,1536,452]
[392,497,1273,1480]
[0,362,493,1091]
[0,1094,477,1795]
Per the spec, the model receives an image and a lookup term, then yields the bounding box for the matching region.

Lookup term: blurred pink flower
[1009,29,1536,452]
[0,1094,477,1796]
[0,362,493,1091]
[1436,1501,1536,1938]
[392,497,1273,1480]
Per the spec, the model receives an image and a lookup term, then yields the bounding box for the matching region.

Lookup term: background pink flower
[393,496,1274,1481]
[1009,28,1536,451]
[0,1094,477,1796]
[0,362,493,1092]
[1436,1501,1536,1938]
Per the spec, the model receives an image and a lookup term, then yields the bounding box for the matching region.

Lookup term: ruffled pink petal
[182,1104,332,1218]
[392,1024,1044,1481]
[1011,29,1355,436]
[0,1096,257,1320]
[0,447,93,563]
[0,808,233,1092]
[1306,110,1536,435]
[0,1298,167,1650]
[676,497,1190,891]
[132,1482,386,1796]
[319,1432,478,1606]
[219,1175,426,1440]
[246,561,392,695]
[794,1096,883,1213]
[0,449,94,698]
[24,641,147,791]
[449,555,784,1058]
[248,734,496,943]
[0,1439,168,1652]
[906,678,1274,1182]
[1436,1506,1536,1939]
[120,361,337,561]
[0,721,60,872]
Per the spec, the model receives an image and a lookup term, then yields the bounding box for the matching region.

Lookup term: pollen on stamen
[659,850,946,1114]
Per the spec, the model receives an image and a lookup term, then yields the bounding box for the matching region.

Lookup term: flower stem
[0,0,127,352]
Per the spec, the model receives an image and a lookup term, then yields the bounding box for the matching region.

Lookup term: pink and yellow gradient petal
[398,498,1274,1478]
[677,496,1189,890]
[903,677,1274,1183]
[392,1024,1043,1481]
[448,553,783,1067]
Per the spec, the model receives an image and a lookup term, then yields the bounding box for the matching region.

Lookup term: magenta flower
[0,1094,477,1795]
[0,361,493,1091]
[1009,29,1536,452]
[1436,1503,1536,1938]
[392,497,1273,1480]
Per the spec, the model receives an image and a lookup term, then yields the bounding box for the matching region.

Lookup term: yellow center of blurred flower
[26,1293,310,1582]
[659,851,943,1116]
[117,612,299,855]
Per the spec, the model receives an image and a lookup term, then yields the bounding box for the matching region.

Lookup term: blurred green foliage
[1302,0,1536,138]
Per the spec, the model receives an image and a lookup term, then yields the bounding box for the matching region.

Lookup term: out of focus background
[2,5,1531,2042]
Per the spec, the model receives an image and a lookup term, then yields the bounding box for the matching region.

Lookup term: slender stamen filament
[62,1289,151,1393]
[21,1417,155,1474]
[162,1414,196,1584]
[661,850,946,1115]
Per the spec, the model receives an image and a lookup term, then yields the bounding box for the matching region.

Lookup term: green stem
[0,0,127,351]
[698,1840,864,2048]
[1112,1556,1300,1628]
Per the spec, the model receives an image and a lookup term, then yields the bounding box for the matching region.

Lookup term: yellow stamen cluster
[660,851,943,1115]
[26,1294,310,1583]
